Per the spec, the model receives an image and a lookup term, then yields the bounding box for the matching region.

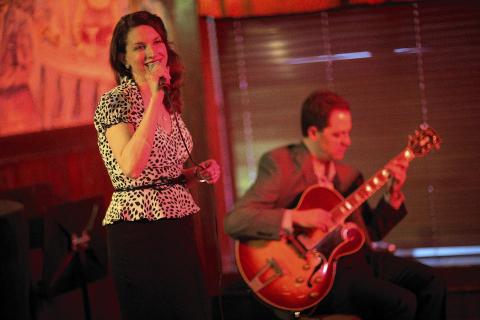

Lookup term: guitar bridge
[247,258,283,292]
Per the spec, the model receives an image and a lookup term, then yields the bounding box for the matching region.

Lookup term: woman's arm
[106,90,164,178]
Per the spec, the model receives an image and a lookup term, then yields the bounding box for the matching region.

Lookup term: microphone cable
[166,90,226,320]
[160,82,205,173]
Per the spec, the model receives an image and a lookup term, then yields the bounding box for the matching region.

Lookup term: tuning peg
[420,122,429,130]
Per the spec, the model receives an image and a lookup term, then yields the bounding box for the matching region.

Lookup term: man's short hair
[301,90,350,136]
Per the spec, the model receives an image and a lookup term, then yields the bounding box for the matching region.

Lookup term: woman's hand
[194,159,221,184]
[145,62,171,94]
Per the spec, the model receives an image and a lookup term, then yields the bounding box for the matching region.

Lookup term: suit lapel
[333,161,360,196]
[291,143,317,187]
[279,143,317,209]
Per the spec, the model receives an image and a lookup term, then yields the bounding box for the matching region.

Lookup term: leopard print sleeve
[94,88,131,133]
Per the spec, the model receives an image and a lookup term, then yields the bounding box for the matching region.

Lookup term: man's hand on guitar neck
[385,158,410,209]
[283,208,336,233]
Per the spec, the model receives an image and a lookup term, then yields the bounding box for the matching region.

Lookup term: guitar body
[235,185,366,311]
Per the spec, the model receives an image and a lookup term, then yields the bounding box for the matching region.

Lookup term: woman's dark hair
[300,90,350,136]
[109,10,183,112]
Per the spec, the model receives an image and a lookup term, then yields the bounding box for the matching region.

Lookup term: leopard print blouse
[93,77,200,225]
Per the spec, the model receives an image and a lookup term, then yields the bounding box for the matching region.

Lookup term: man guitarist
[224,90,446,319]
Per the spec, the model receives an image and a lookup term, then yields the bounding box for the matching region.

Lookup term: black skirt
[107,215,210,320]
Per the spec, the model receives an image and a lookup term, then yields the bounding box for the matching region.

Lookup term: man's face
[310,110,352,161]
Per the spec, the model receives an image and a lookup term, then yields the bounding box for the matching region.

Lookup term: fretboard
[331,147,415,224]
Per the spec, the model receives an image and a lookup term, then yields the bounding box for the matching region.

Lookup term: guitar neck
[331,147,416,224]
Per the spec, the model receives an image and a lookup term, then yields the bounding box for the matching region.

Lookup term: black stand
[42,197,107,320]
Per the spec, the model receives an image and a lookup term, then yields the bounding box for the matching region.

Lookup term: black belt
[113,174,187,192]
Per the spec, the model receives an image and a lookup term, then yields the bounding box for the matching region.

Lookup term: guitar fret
[351,200,360,209]
[403,149,414,160]
[357,189,369,199]
[365,184,372,192]
[344,201,353,210]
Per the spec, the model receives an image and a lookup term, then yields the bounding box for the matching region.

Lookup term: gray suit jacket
[224,142,406,242]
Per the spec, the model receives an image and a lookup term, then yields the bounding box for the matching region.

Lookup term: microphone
[158,76,172,109]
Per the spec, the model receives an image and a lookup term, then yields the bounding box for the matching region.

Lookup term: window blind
[214,0,480,247]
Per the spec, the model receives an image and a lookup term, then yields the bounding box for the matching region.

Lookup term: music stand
[41,196,107,320]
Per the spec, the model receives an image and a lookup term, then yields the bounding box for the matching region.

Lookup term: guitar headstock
[407,124,441,157]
